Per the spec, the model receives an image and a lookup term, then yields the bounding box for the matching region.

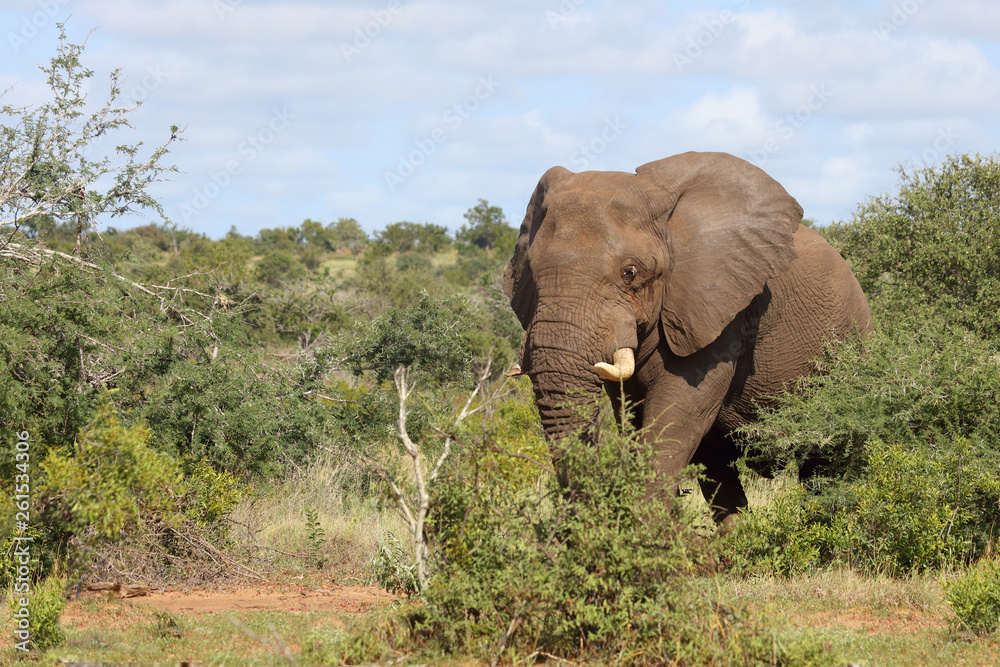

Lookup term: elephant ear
[636,152,802,357]
[503,165,571,329]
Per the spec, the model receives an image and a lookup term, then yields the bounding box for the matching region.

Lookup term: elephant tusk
[594,348,635,382]
[506,363,522,377]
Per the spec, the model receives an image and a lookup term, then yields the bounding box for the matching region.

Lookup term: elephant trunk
[523,341,605,443]
[533,377,603,443]
[522,309,637,443]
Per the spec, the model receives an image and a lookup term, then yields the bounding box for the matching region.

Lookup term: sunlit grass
[230,451,408,580]
[320,254,359,279]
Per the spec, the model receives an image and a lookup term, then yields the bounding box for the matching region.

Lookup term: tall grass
[230,450,407,577]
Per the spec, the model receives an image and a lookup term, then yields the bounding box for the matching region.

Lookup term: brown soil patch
[62,574,399,620]
[796,607,948,634]
[127,584,396,615]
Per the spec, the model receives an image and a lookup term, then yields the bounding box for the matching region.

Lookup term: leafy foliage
[838,153,1000,339]
[338,291,476,384]
[720,485,836,577]
[0,23,179,236]
[8,575,67,652]
[832,440,995,574]
[304,508,328,569]
[367,530,419,597]
[726,438,1000,575]
[376,221,450,253]
[736,153,1000,576]
[456,198,517,255]
[742,320,1000,481]
[135,341,332,476]
[40,403,183,541]
[255,248,307,286]
[181,458,244,545]
[330,396,834,665]
[946,555,1000,636]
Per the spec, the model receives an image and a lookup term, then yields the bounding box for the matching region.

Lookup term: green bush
[721,485,837,576]
[337,291,476,384]
[738,318,1000,574]
[725,438,1000,576]
[367,530,418,597]
[136,345,331,476]
[946,555,1000,636]
[839,153,1000,339]
[181,458,244,545]
[836,442,967,574]
[7,574,67,652]
[731,153,1000,577]
[40,403,184,541]
[254,249,307,286]
[401,402,830,664]
[742,319,1000,482]
[0,403,253,586]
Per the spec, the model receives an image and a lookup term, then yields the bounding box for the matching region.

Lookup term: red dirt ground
[66,574,398,617]
[798,607,948,634]
[129,584,396,615]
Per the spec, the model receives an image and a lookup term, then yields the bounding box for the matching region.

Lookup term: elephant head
[503,152,803,443]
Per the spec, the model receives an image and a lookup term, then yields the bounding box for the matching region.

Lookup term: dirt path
[126,584,397,615]
[65,574,399,618]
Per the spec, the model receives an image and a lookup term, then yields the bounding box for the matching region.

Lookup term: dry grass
[321,254,359,279]
[722,568,945,612]
[229,451,408,581]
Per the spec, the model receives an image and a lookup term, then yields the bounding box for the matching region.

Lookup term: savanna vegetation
[2,30,999,665]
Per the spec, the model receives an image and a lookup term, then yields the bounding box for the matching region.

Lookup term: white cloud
[669,88,770,151]
[846,122,876,144]
[1,0,998,237]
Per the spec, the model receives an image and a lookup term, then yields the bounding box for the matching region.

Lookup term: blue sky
[3,0,999,238]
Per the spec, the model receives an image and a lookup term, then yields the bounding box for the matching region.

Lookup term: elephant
[503,151,872,524]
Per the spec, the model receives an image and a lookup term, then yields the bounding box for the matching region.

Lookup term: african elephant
[503,151,872,523]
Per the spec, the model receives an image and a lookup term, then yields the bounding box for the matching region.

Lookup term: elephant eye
[622,265,639,284]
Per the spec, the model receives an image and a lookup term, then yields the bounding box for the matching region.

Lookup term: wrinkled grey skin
[504,152,872,522]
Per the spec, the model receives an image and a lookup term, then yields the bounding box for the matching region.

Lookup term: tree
[456,199,516,254]
[331,217,368,254]
[256,225,299,252]
[0,24,180,257]
[839,153,1000,338]
[299,217,337,250]
[377,221,450,254]
[255,248,307,286]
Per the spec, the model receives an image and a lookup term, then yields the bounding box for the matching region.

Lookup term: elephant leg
[638,335,739,480]
[691,428,747,524]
